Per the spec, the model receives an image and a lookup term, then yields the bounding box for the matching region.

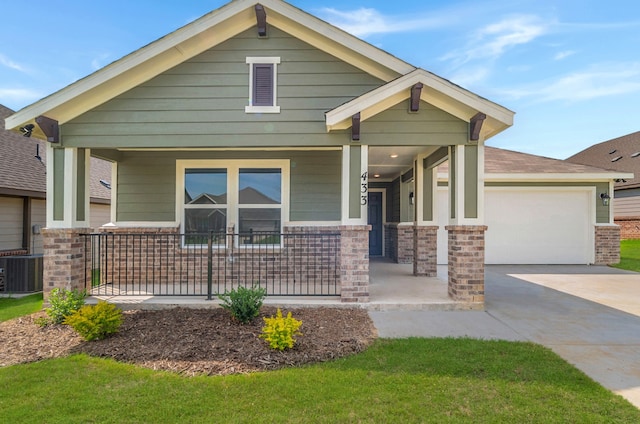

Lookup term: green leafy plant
[45,288,87,324]
[260,308,303,351]
[217,285,266,324]
[64,301,123,341]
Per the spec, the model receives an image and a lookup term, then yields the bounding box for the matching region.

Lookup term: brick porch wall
[92,226,342,296]
[384,223,414,264]
[413,226,438,277]
[614,217,640,239]
[594,225,621,265]
[446,225,486,305]
[42,228,92,301]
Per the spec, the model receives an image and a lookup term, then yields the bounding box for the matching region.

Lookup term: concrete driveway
[369,265,640,408]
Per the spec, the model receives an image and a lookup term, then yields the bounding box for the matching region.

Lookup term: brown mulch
[0,307,377,376]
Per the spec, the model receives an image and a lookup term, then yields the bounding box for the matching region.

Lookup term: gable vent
[253,64,274,106]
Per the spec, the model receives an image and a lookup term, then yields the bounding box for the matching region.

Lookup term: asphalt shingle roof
[1,105,111,200]
[566,131,640,189]
[438,146,617,175]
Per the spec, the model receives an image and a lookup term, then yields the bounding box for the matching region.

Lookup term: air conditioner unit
[0,255,43,293]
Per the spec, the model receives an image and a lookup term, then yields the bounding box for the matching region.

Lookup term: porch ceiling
[368,146,438,181]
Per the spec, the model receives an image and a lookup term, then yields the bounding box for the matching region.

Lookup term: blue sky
[1,0,639,159]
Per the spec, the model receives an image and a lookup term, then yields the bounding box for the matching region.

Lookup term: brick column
[595,225,621,265]
[397,223,414,264]
[339,225,370,303]
[446,225,487,305]
[413,225,438,277]
[42,228,91,301]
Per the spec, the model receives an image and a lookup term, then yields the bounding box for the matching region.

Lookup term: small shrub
[218,285,266,324]
[260,308,303,351]
[46,288,87,324]
[34,316,49,327]
[64,301,123,341]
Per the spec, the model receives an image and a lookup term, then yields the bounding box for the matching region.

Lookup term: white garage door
[437,188,594,264]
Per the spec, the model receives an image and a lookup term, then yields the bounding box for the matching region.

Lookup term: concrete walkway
[370,264,640,408]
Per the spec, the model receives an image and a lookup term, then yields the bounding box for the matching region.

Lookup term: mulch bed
[0,307,377,376]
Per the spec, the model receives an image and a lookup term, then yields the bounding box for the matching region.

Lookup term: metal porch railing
[83,231,340,297]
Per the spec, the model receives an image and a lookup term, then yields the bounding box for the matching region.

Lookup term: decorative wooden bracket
[351,113,361,141]
[36,115,59,143]
[255,4,267,37]
[410,83,423,112]
[469,112,486,141]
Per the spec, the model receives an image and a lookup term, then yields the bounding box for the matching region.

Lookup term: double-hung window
[245,57,280,113]
[178,160,289,246]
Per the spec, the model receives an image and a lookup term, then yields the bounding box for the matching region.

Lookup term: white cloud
[0,54,27,72]
[449,66,491,87]
[319,7,454,37]
[502,62,640,102]
[0,88,43,107]
[442,15,549,66]
[554,50,576,60]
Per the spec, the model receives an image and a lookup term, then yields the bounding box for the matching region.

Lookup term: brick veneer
[384,222,414,263]
[42,228,92,301]
[339,225,370,303]
[614,217,640,239]
[594,225,621,265]
[446,225,487,305]
[413,225,438,277]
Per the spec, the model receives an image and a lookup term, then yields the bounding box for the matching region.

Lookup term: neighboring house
[566,131,640,238]
[0,104,112,257]
[3,0,625,305]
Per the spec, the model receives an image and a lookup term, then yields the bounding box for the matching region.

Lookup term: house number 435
[360,172,368,205]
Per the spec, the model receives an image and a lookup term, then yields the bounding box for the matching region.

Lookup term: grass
[0,292,42,322]
[612,239,640,272]
[1,338,638,423]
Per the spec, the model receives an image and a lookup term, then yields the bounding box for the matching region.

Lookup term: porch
[88,258,479,311]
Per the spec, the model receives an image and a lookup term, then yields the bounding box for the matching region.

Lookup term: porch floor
[88,258,480,311]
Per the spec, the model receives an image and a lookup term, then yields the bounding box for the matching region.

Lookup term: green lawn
[0,293,42,322]
[1,338,638,423]
[612,239,640,272]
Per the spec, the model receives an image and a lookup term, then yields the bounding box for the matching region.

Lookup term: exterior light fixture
[20,124,34,137]
[390,154,399,158]
[600,192,610,206]
[373,174,380,178]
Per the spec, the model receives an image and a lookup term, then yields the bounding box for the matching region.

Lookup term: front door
[368,191,383,256]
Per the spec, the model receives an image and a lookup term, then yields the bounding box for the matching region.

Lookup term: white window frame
[176,159,290,247]
[245,56,281,114]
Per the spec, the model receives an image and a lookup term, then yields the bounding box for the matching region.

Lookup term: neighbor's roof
[566,131,640,189]
[5,0,513,142]
[0,104,111,200]
[438,146,633,181]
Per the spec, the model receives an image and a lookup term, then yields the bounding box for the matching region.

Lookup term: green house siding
[62,27,382,149]
[61,27,469,149]
[361,104,468,146]
[115,150,341,222]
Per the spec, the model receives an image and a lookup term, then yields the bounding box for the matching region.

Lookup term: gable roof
[0,104,112,200]
[5,0,512,142]
[566,131,640,189]
[326,69,513,140]
[438,146,632,181]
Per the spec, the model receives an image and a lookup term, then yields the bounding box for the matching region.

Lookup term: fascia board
[5,0,257,131]
[6,0,414,133]
[485,172,635,181]
[325,69,515,137]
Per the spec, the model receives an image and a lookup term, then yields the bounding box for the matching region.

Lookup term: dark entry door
[368,192,383,256]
